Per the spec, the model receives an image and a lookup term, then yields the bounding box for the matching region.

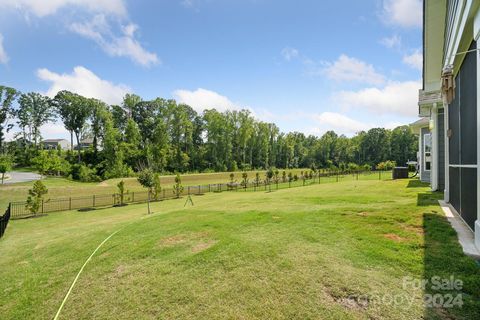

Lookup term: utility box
[392,167,409,180]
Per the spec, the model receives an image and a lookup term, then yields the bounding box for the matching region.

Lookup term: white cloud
[70,15,159,67]
[0,0,126,17]
[314,112,371,134]
[323,54,385,85]
[380,35,402,49]
[382,0,422,28]
[0,33,8,64]
[37,66,131,105]
[403,50,423,71]
[333,80,421,117]
[173,88,240,113]
[281,47,299,61]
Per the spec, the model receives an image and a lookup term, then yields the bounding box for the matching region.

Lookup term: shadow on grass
[408,179,429,188]
[422,191,480,318]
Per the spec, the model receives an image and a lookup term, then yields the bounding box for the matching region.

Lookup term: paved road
[2,171,42,184]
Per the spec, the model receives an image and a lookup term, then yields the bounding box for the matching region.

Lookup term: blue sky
[0,0,423,140]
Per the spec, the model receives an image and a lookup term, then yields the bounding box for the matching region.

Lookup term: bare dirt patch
[191,240,217,253]
[383,233,406,242]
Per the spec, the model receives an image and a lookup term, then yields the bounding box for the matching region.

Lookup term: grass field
[0,169,384,211]
[1,178,479,319]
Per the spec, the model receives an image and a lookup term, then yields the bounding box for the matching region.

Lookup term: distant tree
[288,172,293,187]
[26,180,48,215]
[173,173,184,198]
[137,169,155,214]
[0,86,19,153]
[53,91,92,162]
[0,154,12,184]
[18,92,53,147]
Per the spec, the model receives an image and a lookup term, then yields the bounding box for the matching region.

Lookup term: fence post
[93,195,96,207]
[69,197,72,210]
[336,171,339,182]
[379,171,381,180]
[41,199,44,214]
[188,186,190,195]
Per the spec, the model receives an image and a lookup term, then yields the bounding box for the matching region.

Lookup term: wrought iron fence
[0,204,11,238]
[8,170,389,220]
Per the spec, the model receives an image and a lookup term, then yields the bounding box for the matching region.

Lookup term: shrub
[0,154,12,184]
[71,164,101,182]
[173,174,184,198]
[26,180,48,215]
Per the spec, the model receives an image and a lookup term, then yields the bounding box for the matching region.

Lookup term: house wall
[448,40,477,231]
[420,127,431,183]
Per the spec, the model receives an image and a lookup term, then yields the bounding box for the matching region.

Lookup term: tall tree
[18,92,53,147]
[0,86,19,153]
[53,91,91,162]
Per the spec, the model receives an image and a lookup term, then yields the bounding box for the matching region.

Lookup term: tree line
[0,85,417,181]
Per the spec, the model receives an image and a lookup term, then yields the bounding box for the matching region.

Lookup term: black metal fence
[8,170,389,219]
[0,204,11,239]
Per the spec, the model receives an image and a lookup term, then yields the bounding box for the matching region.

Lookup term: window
[424,133,432,171]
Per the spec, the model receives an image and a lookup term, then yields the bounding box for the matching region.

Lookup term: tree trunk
[70,131,74,152]
[75,131,81,163]
[1,172,4,184]
[147,191,151,214]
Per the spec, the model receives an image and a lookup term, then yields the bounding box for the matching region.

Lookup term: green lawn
[1,178,479,319]
[0,169,322,210]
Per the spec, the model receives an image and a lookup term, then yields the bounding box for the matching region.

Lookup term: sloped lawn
[0,178,479,319]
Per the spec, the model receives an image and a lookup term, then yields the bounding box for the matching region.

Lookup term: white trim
[445,0,473,67]
[431,106,439,191]
[418,134,422,181]
[424,133,432,173]
[444,101,449,201]
[449,164,478,168]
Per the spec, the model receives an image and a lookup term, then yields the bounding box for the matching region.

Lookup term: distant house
[42,139,70,151]
[74,138,102,151]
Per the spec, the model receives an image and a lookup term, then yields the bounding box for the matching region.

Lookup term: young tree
[266,168,274,192]
[173,174,184,198]
[0,154,12,184]
[153,173,162,200]
[282,170,287,183]
[137,169,155,214]
[288,172,293,187]
[241,171,248,190]
[255,172,261,187]
[18,92,53,147]
[26,180,48,216]
[116,180,126,206]
[0,86,19,152]
[274,169,280,189]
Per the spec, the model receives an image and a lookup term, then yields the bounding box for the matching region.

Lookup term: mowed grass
[1,178,479,319]
[0,169,316,210]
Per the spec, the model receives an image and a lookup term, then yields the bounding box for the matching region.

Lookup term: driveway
[3,171,42,184]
